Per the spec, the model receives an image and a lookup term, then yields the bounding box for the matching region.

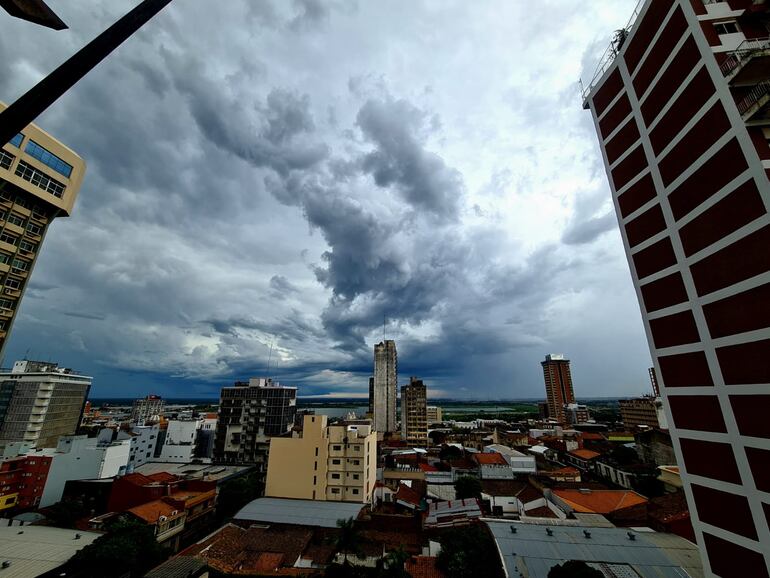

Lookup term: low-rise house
[539,466,581,483]
[127,499,187,550]
[595,459,656,490]
[564,448,601,472]
[548,488,649,526]
[473,452,513,480]
[483,444,536,475]
[658,465,683,493]
[424,498,482,529]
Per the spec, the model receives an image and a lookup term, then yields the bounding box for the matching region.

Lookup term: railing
[720,37,770,77]
[580,0,646,102]
[737,80,770,116]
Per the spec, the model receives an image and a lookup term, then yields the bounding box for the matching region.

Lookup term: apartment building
[265,414,377,504]
[541,354,575,423]
[582,0,770,574]
[0,103,85,355]
[401,377,428,446]
[372,340,398,434]
[0,360,91,449]
[426,405,443,424]
[130,395,164,426]
[620,396,663,429]
[0,452,51,512]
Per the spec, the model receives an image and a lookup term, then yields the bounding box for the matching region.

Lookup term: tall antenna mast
[383,315,387,341]
[266,341,274,376]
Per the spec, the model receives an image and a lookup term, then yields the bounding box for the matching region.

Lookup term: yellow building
[265,415,377,504]
[0,102,85,354]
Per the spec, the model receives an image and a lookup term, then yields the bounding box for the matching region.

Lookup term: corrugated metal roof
[144,556,206,578]
[234,497,364,528]
[0,525,101,578]
[486,521,703,578]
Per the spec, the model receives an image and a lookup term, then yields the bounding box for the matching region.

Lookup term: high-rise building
[0,360,91,449]
[400,377,428,446]
[649,366,660,397]
[0,103,85,356]
[265,414,377,504]
[213,378,296,489]
[582,1,770,574]
[130,395,164,426]
[368,376,374,415]
[564,403,590,426]
[620,397,661,430]
[372,340,397,433]
[541,354,575,423]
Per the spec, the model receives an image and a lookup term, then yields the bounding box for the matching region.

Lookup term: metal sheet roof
[234,497,364,528]
[0,525,101,578]
[486,521,703,578]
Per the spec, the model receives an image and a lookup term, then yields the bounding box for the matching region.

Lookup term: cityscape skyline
[0,0,653,399]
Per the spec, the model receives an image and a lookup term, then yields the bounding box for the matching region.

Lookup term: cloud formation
[0,0,652,399]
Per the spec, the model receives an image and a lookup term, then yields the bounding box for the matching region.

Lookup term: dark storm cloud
[357,98,463,222]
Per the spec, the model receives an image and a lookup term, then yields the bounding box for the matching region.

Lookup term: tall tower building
[0,360,91,449]
[582,1,770,575]
[0,102,85,356]
[213,378,296,489]
[541,354,575,423]
[401,377,428,446]
[372,340,397,434]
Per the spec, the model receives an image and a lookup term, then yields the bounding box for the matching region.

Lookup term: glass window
[332,459,341,465]
[14,160,65,198]
[331,473,340,479]
[5,278,21,290]
[0,253,9,264]
[0,150,13,171]
[24,140,73,178]
[26,223,42,236]
[9,134,23,148]
[0,299,14,311]
[352,489,359,494]
[0,233,17,246]
[6,214,24,227]
[11,259,28,272]
[714,21,739,35]
[20,240,36,254]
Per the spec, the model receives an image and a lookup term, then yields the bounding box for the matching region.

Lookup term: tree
[335,517,364,566]
[439,445,463,462]
[429,430,447,446]
[216,471,263,521]
[43,498,89,529]
[454,476,482,500]
[66,517,166,577]
[436,525,505,578]
[548,560,603,578]
[378,547,410,578]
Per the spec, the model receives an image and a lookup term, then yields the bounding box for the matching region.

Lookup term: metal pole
[0,0,172,145]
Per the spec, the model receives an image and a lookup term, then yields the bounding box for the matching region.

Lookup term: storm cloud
[0,0,651,399]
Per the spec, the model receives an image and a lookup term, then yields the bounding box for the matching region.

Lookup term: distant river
[298,405,369,418]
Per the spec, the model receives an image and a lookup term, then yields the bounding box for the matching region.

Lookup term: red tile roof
[580,432,606,441]
[405,556,446,578]
[147,472,178,483]
[569,449,601,460]
[543,466,580,476]
[127,499,182,524]
[553,489,648,514]
[418,463,439,472]
[395,483,422,507]
[473,453,508,466]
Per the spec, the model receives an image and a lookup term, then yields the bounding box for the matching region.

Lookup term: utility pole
[0,0,173,145]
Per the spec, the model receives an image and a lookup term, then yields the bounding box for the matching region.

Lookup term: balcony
[721,38,770,86]
[737,80,770,124]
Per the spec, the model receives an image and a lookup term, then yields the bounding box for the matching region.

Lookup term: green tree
[439,445,463,462]
[454,476,482,500]
[436,525,505,578]
[548,560,603,578]
[216,471,263,521]
[378,547,410,578]
[43,498,89,529]
[335,517,364,566]
[67,517,166,577]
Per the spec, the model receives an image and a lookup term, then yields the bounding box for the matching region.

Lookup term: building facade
[563,403,590,426]
[0,103,85,356]
[0,360,91,449]
[582,1,770,574]
[118,424,159,470]
[426,405,443,425]
[620,396,661,430]
[130,395,164,426]
[541,354,575,423]
[157,419,199,463]
[372,340,398,433]
[0,453,51,512]
[400,377,428,445]
[213,378,296,491]
[265,414,377,504]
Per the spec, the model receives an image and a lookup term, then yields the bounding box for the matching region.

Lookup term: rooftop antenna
[266,341,274,377]
[383,315,387,341]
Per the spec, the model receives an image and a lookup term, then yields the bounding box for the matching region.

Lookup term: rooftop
[568,449,602,460]
[128,499,183,524]
[0,525,101,578]
[134,461,252,483]
[405,556,446,578]
[553,489,648,514]
[473,453,508,466]
[487,521,703,578]
[235,497,365,528]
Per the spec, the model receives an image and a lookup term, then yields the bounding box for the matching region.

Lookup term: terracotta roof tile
[127,499,181,524]
[569,449,602,460]
[418,463,438,472]
[553,489,648,514]
[405,556,446,578]
[473,453,508,466]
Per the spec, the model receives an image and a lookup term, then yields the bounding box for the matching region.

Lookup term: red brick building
[541,354,575,423]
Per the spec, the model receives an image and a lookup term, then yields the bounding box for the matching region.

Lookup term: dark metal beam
[0,0,172,145]
[0,0,67,30]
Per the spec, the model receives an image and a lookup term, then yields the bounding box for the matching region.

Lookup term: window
[714,21,739,35]
[354,445,361,451]
[314,461,317,471]
[332,459,341,465]
[331,488,340,494]
[353,474,359,480]
[333,445,341,451]
[313,475,317,485]
[315,447,318,457]
[14,160,65,198]
[0,150,13,170]
[25,140,73,178]
[6,213,24,227]
[26,223,42,236]
[331,473,340,479]
[8,133,23,148]
[0,254,8,265]
[0,321,6,330]
[15,197,30,209]
[352,489,359,494]
[352,459,360,465]
[0,299,14,311]
[5,278,21,290]
[0,191,10,202]
[12,259,28,273]
[0,232,17,246]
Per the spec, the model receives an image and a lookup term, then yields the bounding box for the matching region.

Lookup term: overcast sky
[0,0,655,400]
